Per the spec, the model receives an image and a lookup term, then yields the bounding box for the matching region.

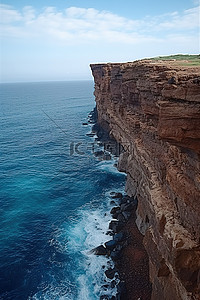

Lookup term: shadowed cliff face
[90,60,200,300]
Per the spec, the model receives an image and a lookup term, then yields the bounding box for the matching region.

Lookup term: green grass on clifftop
[150,54,200,66]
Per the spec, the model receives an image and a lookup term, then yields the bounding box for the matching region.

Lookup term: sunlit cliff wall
[90,60,200,300]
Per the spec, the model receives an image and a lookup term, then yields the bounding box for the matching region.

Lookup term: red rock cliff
[90,60,200,300]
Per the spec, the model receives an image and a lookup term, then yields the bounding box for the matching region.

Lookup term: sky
[0,0,199,82]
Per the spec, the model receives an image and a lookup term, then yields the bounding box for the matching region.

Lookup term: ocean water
[0,81,126,300]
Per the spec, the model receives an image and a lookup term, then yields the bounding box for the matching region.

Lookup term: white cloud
[0,4,22,23]
[158,6,200,30]
[22,6,36,23]
[0,4,199,44]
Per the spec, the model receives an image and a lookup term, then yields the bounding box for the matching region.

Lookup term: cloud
[0,4,199,44]
[0,4,22,23]
[158,6,200,30]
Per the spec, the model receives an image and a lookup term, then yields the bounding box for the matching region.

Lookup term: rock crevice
[90,60,200,300]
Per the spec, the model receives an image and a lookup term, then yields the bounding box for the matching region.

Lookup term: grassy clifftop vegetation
[150,54,200,66]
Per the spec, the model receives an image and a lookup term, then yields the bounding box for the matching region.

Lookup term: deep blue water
[0,81,126,300]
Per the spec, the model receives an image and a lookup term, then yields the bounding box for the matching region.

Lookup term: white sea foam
[97,159,120,174]
[64,200,119,299]
[32,193,121,300]
[32,157,124,300]
[30,281,75,300]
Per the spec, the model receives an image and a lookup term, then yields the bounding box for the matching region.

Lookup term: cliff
[90,59,200,300]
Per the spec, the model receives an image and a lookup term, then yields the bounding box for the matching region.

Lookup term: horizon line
[0,79,94,84]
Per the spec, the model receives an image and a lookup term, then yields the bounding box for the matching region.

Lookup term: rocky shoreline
[94,191,152,300]
[86,109,152,300]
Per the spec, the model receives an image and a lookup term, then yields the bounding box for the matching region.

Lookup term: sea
[0,81,126,300]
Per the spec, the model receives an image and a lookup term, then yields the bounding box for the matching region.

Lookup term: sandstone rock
[91,59,200,300]
[122,211,131,220]
[113,232,126,242]
[110,249,122,261]
[111,279,117,288]
[120,203,132,212]
[109,220,123,233]
[105,267,117,279]
[102,153,112,160]
[111,192,123,199]
[105,240,118,250]
[94,150,104,157]
[117,213,126,223]
[92,245,108,255]
[110,206,120,215]
[117,281,127,297]
[110,200,116,205]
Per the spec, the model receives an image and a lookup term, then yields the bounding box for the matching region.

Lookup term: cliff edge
[90,59,200,300]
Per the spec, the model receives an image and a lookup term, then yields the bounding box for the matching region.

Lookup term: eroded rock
[91,59,200,300]
[92,245,108,256]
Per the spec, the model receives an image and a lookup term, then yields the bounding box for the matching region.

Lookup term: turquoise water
[0,81,125,299]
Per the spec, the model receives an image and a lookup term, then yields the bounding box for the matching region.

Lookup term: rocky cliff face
[90,60,200,300]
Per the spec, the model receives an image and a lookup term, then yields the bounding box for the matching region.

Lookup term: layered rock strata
[90,60,200,300]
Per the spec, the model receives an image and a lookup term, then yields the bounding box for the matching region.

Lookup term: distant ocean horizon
[0,81,126,299]
[0,79,93,84]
